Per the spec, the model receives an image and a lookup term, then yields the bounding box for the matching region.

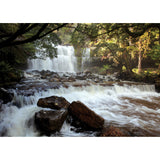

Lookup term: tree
[0,23,68,84]
[70,23,160,74]
[0,23,67,49]
[135,31,151,73]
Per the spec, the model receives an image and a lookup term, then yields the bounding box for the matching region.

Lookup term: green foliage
[0,45,32,67]
[150,45,160,64]
[0,23,64,62]
[71,23,102,48]
[0,61,13,72]
[0,23,66,85]
[71,23,160,74]
[57,25,73,45]
[104,64,111,70]
[0,61,22,83]
[0,23,160,84]
[34,32,61,59]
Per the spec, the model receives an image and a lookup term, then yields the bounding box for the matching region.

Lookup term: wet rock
[0,99,3,112]
[40,70,59,80]
[0,88,14,104]
[68,101,104,131]
[17,90,35,96]
[13,82,62,96]
[60,77,68,82]
[35,109,68,135]
[84,70,92,75]
[100,126,124,137]
[0,127,8,136]
[155,78,160,92]
[49,78,61,82]
[71,82,90,88]
[37,96,70,110]
[100,125,153,137]
[76,75,86,80]
[41,75,47,79]
[67,77,76,82]
[125,127,151,136]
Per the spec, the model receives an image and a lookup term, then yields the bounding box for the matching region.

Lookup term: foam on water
[1,83,160,136]
[1,44,160,136]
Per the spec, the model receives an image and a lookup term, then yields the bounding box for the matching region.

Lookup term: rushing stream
[1,45,160,137]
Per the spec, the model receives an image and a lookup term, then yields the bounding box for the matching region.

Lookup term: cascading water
[1,45,160,137]
[1,82,160,136]
[81,48,90,71]
[28,45,77,72]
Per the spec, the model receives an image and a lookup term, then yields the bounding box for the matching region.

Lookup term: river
[0,45,160,137]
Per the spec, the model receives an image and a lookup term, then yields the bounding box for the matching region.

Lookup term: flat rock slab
[37,96,70,110]
[68,101,104,131]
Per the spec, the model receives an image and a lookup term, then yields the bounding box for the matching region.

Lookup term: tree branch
[124,23,160,38]
[0,23,68,48]
[39,23,68,39]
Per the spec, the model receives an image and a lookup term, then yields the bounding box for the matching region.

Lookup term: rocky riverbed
[0,70,160,137]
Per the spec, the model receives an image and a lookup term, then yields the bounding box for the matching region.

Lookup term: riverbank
[116,71,160,92]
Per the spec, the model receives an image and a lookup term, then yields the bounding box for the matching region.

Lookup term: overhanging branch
[0,23,68,49]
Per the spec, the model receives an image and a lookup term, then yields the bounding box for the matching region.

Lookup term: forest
[0,23,160,137]
[0,23,160,86]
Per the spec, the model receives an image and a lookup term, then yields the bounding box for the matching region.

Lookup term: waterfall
[28,45,77,72]
[81,48,90,71]
[1,43,160,137]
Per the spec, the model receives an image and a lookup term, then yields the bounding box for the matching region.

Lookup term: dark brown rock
[35,109,68,135]
[37,96,70,110]
[155,78,160,92]
[100,125,153,137]
[124,126,151,136]
[0,88,14,104]
[68,101,104,131]
[67,77,75,82]
[100,126,124,137]
[0,99,3,112]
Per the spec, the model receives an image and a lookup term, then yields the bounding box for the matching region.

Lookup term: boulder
[68,101,104,131]
[37,96,70,110]
[0,88,14,104]
[35,109,68,135]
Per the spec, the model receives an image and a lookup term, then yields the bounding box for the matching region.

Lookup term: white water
[1,45,160,136]
[28,45,77,72]
[1,83,160,136]
[81,48,90,71]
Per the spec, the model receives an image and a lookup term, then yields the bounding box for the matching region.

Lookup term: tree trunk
[138,50,142,74]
